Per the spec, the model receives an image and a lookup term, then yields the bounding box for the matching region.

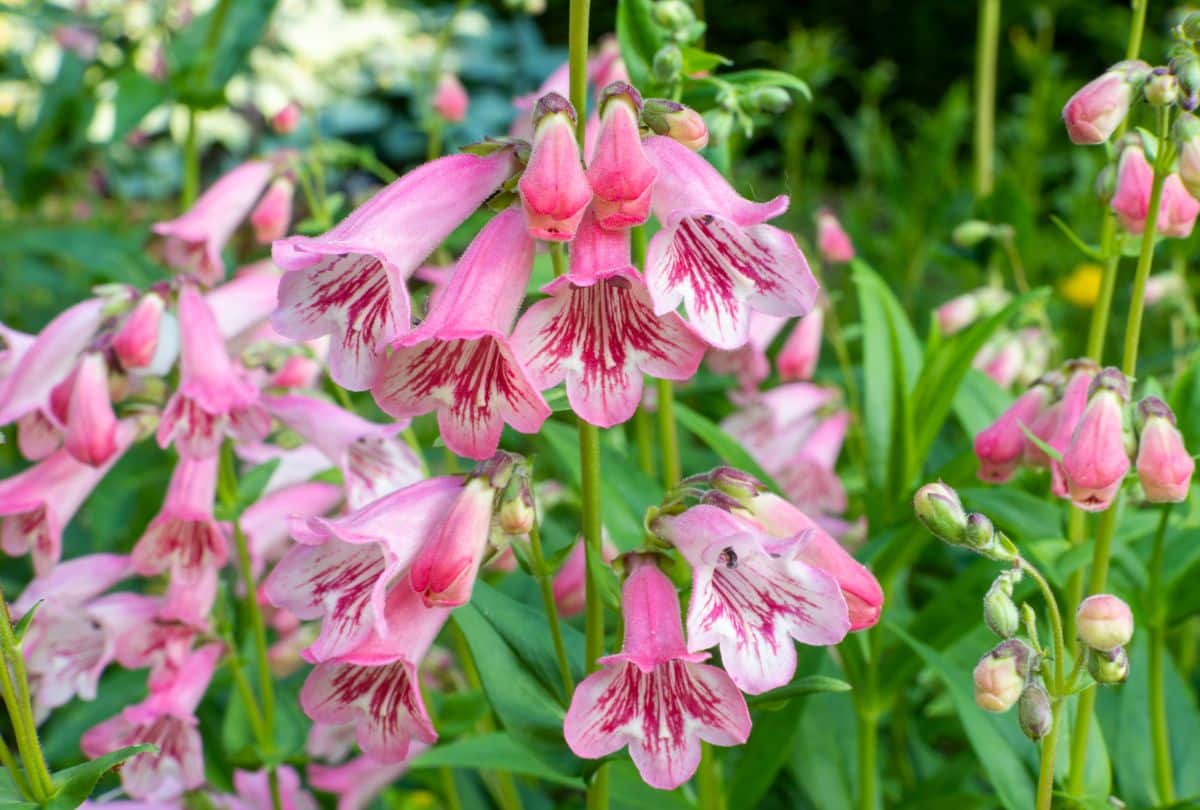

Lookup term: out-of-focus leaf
[411,732,583,789]
[704,68,812,100]
[745,675,852,706]
[952,370,1011,438]
[46,744,154,808]
[672,402,782,493]
[609,761,694,809]
[110,68,169,142]
[615,0,669,91]
[169,0,279,108]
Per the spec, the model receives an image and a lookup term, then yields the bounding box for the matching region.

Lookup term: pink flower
[1062,65,1142,145]
[517,94,593,241]
[587,83,657,229]
[153,160,273,285]
[552,536,618,617]
[974,332,1025,388]
[511,209,705,427]
[1111,144,1154,234]
[132,455,227,584]
[1044,363,1097,495]
[1157,173,1200,238]
[272,103,302,134]
[706,312,787,392]
[272,148,517,390]
[158,286,266,457]
[642,99,709,151]
[224,767,318,810]
[773,410,850,518]
[745,493,883,631]
[643,135,818,348]
[408,471,503,607]
[62,352,118,466]
[263,394,422,508]
[240,481,343,576]
[82,644,222,801]
[250,176,295,243]
[207,261,284,341]
[299,581,448,763]
[974,382,1053,483]
[15,410,62,462]
[1135,397,1193,502]
[371,209,550,459]
[0,298,104,426]
[655,505,850,694]
[433,73,469,123]
[0,420,137,574]
[113,292,166,370]
[563,558,751,790]
[308,753,415,810]
[265,477,462,662]
[1062,368,1131,511]
[777,307,823,381]
[815,209,855,264]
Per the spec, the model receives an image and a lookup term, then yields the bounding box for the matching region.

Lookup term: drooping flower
[1062,62,1146,145]
[511,209,706,427]
[249,176,295,244]
[132,455,227,585]
[112,292,166,370]
[272,148,518,390]
[1062,368,1131,511]
[371,209,550,459]
[642,135,817,349]
[974,380,1054,483]
[517,94,593,241]
[153,160,273,285]
[1157,172,1200,238]
[563,557,751,790]
[815,209,855,264]
[157,285,266,458]
[655,504,850,694]
[61,352,118,467]
[1111,144,1155,234]
[263,393,422,508]
[1135,396,1194,502]
[0,420,138,574]
[587,83,657,230]
[299,581,449,763]
[265,477,462,662]
[432,73,469,123]
[777,307,823,382]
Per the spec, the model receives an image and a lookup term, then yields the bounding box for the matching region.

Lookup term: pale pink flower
[272,149,517,390]
[1076,594,1134,651]
[1135,397,1193,502]
[511,208,705,427]
[250,176,295,244]
[815,209,855,264]
[221,767,318,810]
[974,332,1025,388]
[1157,173,1200,238]
[777,307,823,382]
[264,393,422,508]
[132,455,227,584]
[207,261,284,341]
[16,410,62,461]
[157,286,266,458]
[1062,368,1131,511]
[409,474,501,608]
[371,209,549,459]
[705,312,787,392]
[552,536,618,617]
[655,505,850,694]
[563,558,750,790]
[974,382,1053,483]
[773,410,850,518]
[517,94,593,241]
[62,352,117,466]
[265,477,462,662]
[587,83,657,230]
[1062,65,1142,145]
[299,581,449,763]
[240,481,343,576]
[0,420,137,574]
[643,135,817,349]
[153,161,273,285]
[113,292,166,370]
[433,73,469,123]
[307,752,416,810]
[1111,144,1155,234]
[1044,363,1097,496]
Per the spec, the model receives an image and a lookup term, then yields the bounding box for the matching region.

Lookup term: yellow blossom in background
[1060,263,1103,308]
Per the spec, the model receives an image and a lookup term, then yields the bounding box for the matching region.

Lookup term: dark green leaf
[46,744,155,808]
[615,0,670,91]
[410,732,583,789]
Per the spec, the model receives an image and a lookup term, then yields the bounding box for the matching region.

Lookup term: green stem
[973,0,1000,198]
[0,596,53,801]
[1019,559,1065,810]
[1064,507,1087,650]
[856,707,879,810]
[1035,709,1061,810]
[225,646,267,742]
[1148,506,1175,803]
[656,379,681,489]
[0,732,30,801]
[528,520,575,698]
[1125,0,1148,62]
[441,768,464,810]
[634,405,655,477]
[567,0,592,143]
[697,743,723,810]
[182,107,199,208]
[550,242,567,278]
[1085,214,1121,361]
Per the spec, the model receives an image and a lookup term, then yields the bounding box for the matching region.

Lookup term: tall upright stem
[656,379,681,488]
[528,519,575,698]
[974,0,1000,198]
[0,594,54,801]
[1147,506,1175,803]
[1019,559,1066,810]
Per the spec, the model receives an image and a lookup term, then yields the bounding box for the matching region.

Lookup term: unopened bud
[952,220,995,247]
[973,639,1031,712]
[1183,12,1200,42]
[1076,594,1134,651]
[1018,682,1053,740]
[708,466,764,501]
[112,292,165,370]
[1087,645,1130,684]
[652,44,684,84]
[983,576,1021,639]
[642,98,709,150]
[913,482,967,545]
[963,512,995,551]
[749,87,792,114]
[498,474,535,536]
[1144,70,1178,106]
[652,0,696,30]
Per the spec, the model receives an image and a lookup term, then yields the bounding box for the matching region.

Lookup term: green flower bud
[1087,645,1130,685]
[952,220,995,248]
[1018,682,1053,741]
[1144,71,1179,106]
[652,0,696,31]
[749,87,793,114]
[708,466,764,501]
[1183,12,1200,42]
[983,575,1021,639]
[652,44,683,84]
[913,482,967,545]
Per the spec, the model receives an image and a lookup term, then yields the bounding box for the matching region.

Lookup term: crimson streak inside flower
[271,149,518,391]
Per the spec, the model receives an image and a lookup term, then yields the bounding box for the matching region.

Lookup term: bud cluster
[1076,594,1134,685]
[912,482,1018,562]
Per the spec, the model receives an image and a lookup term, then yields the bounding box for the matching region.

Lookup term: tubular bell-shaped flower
[1135,397,1194,502]
[517,93,592,241]
[371,209,550,459]
[815,209,855,264]
[777,307,823,382]
[263,394,422,508]
[511,209,705,427]
[587,83,657,230]
[299,581,449,763]
[974,379,1055,483]
[265,477,462,662]
[132,455,227,585]
[272,148,518,390]
[63,352,118,466]
[153,160,273,285]
[157,286,265,458]
[654,505,850,694]
[563,558,751,790]
[1062,368,1131,511]
[112,291,166,370]
[642,135,818,349]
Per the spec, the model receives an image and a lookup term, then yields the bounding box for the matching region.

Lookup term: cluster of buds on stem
[1076,594,1134,685]
[912,482,1019,562]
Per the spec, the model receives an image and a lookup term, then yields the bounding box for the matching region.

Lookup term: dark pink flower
[777,307,823,382]
[62,352,118,466]
[587,83,657,230]
[1111,144,1155,234]
[1135,397,1193,502]
[517,94,593,241]
[974,382,1053,483]
[112,292,166,370]
[552,536,618,617]
[563,558,750,789]
[408,476,498,608]
[1045,363,1099,496]
[433,73,469,123]
[1157,173,1200,238]
[272,149,517,390]
[1062,368,1131,511]
[371,209,549,459]
[643,135,817,349]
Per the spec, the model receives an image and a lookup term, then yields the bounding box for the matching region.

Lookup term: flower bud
[1076,594,1134,651]
[249,176,294,244]
[1087,645,1129,685]
[1062,367,1131,511]
[1144,70,1178,106]
[112,291,165,370]
[952,220,995,247]
[973,640,1030,712]
[433,73,469,123]
[1143,272,1186,307]
[816,209,855,264]
[750,87,793,114]
[1158,173,1200,239]
[517,93,591,241]
[708,466,764,501]
[271,102,301,134]
[652,44,684,84]
[1062,63,1143,144]
[497,471,535,536]
[642,99,708,150]
[1135,397,1194,502]
[963,512,995,551]
[1018,682,1053,740]
[913,482,967,545]
[983,575,1021,639]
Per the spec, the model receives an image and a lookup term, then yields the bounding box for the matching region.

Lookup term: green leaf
[708,68,812,101]
[672,402,783,494]
[234,458,281,514]
[952,370,1011,437]
[680,47,732,74]
[169,0,280,108]
[889,624,1034,810]
[745,675,852,706]
[616,0,669,91]
[609,761,695,809]
[109,68,169,143]
[1048,215,1104,261]
[410,732,583,789]
[12,600,41,643]
[46,744,155,808]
